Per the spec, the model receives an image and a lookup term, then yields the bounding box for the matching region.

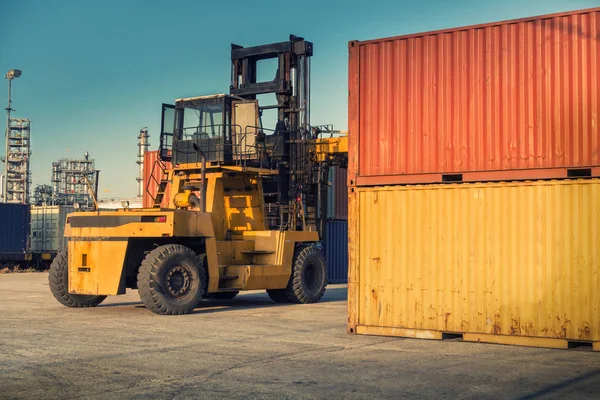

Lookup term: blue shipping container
[324,219,348,284]
[0,203,30,261]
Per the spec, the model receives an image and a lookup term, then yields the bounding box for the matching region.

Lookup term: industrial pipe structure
[136,127,150,198]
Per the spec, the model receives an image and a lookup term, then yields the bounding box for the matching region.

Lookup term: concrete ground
[1,273,599,400]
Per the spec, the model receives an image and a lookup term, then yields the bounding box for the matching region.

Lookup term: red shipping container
[142,151,172,208]
[348,8,600,186]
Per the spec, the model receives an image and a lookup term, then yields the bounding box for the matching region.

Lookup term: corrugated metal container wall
[327,167,349,219]
[325,219,348,283]
[142,150,172,208]
[348,179,600,348]
[0,203,30,261]
[30,206,75,253]
[348,8,600,185]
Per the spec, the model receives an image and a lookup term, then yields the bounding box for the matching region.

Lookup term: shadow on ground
[99,286,347,314]
[517,369,600,399]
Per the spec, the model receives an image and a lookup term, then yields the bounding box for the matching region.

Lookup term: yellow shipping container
[348,179,600,350]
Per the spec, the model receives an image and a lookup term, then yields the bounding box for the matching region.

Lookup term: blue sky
[1,0,596,198]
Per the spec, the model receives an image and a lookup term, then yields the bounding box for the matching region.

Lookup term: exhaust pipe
[192,144,207,213]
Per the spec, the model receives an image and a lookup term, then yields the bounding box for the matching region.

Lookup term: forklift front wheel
[137,244,206,315]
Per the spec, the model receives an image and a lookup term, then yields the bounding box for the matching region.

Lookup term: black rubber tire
[207,291,239,300]
[267,246,327,304]
[137,244,206,315]
[49,249,107,308]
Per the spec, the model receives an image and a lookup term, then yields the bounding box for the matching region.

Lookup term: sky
[1,0,596,198]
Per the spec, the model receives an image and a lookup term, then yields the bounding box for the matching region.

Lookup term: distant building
[32,184,53,206]
[50,152,98,206]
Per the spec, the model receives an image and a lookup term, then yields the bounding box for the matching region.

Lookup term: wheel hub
[166,266,191,297]
[303,263,319,290]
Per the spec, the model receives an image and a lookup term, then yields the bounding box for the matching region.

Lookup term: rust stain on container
[348,179,600,343]
[142,151,172,208]
[348,8,600,185]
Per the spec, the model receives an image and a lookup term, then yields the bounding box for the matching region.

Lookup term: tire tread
[137,244,205,315]
[266,246,326,304]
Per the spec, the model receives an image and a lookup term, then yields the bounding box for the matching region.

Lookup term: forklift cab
[159,94,261,165]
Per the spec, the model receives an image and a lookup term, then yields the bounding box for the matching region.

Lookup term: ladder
[145,159,169,208]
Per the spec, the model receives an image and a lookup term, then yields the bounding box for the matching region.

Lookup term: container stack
[347,7,600,351]
[1,204,77,268]
[0,203,30,267]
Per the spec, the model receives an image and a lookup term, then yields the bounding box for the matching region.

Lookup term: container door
[58,207,73,251]
[46,208,57,252]
[327,167,335,219]
[30,209,41,252]
[49,207,58,252]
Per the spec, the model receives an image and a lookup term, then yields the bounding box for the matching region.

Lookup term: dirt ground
[1,273,599,399]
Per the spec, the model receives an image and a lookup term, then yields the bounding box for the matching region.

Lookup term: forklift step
[219,264,280,268]
[241,250,275,255]
[219,275,239,280]
[217,288,242,292]
[237,264,279,268]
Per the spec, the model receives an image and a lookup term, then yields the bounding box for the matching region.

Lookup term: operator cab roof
[175,94,245,104]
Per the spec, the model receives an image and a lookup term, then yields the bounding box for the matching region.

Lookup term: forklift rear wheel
[207,291,239,300]
[266,289,289,303]
[267,245,327,304]
[49,249,107,308]
[137,244,206,315]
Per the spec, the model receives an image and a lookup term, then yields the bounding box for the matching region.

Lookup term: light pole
[4,69,21,203]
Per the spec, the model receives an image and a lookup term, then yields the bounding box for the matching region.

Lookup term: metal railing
[174,123,288,169]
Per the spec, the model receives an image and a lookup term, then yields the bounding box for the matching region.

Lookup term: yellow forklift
[49,35,347,315]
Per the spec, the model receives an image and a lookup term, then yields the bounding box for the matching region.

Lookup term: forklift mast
[230,34,314,231]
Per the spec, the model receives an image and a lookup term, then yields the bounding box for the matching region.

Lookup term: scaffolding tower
[3,118,32,204]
